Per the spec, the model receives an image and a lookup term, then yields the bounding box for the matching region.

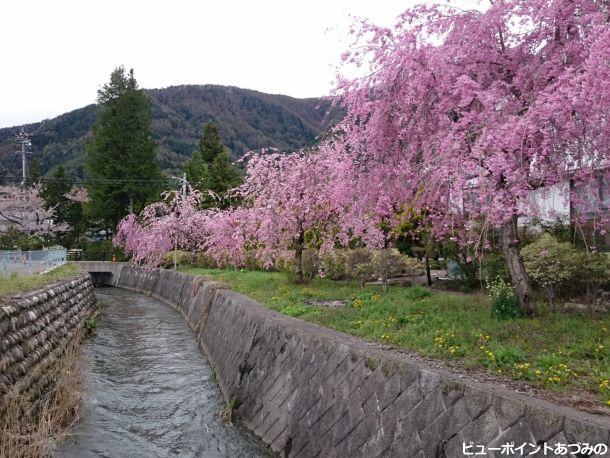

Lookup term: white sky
[0,0,477,128]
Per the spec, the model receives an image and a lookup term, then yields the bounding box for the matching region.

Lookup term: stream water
[55,287,266,458]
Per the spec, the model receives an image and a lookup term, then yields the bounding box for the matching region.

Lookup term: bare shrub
[401,255,425,277]
[372,249,425,290]
[346,248,375,287]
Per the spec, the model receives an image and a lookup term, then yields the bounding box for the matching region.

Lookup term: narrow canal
[56,288,266,458]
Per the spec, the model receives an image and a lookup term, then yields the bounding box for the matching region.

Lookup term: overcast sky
[0,1,477,128]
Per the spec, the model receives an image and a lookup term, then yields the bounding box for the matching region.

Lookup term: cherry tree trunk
[424,255,432,287]
[294,231,305,284]
[500,217,534,316]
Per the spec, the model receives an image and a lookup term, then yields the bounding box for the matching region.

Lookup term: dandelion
[434,336,445,348]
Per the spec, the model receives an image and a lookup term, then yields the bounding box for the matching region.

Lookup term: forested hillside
[0,85,340,178]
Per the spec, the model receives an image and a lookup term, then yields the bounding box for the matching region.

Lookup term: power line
[0,176,178,184]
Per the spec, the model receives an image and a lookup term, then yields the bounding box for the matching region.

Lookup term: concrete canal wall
[116,267,610,457]
[0,272,96,407]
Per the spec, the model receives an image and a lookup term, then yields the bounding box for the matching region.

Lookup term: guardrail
[0,248,67,278]
[68,250,123,262]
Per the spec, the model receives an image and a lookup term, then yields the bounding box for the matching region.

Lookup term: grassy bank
[182,267,610,411]
[0,263,80,298]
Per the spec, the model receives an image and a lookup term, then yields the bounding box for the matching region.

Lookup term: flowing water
[55,288,266,458]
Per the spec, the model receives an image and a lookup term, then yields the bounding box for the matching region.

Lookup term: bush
[82,240,126,261]
[274,255,294,273]
[319,250,348,280]
[521,234,575,308]
[345,248,375,286]
[441,240,480,291]
[162,250,191,266]
[244,250,265,271]
[571,251,610,303]
[302,249,321,279]
[482,252,510,284]
[488,277,521,319]
[193,251,218,268]
[0,229,45,251]
[428,258,446,270]
[371,249,424,290]
[401,255,425,276]
[373,249,403,290]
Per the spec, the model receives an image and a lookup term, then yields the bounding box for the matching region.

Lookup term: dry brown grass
[0,335,89,458]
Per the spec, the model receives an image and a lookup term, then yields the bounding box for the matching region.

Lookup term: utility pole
[171,173,189,199]
[170,173,189,271]
[14,128,32,188]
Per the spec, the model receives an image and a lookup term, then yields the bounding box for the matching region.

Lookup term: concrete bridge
[76,261,129,286]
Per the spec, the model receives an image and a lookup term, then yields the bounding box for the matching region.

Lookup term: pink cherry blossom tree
[114,189,208,266]
[113,145,382,281]
[334,0,610,314]
[233,149,348,282]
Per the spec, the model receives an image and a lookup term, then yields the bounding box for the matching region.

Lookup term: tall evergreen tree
[41,165,71,215]
[41,165,86,246]
[86,67,164,231]
[26,161,42,187]
[199,122,224,163]
[185,122,242,208]
[206,151,242,196]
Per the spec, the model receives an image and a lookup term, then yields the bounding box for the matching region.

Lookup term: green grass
[0,263,80,298]
[181,267,610,409]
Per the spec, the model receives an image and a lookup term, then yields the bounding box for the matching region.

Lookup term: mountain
[0,85,342,179]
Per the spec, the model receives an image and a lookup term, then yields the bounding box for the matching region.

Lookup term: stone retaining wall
[117,267,610,457]
[0,271,96,405]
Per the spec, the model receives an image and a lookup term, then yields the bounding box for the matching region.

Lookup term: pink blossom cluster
[333,0,609,243]
[114,0,609,269]
[114,149,384,267]
[0,185,69,235]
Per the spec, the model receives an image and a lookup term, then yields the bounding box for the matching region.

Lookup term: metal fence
[0,248,67,278]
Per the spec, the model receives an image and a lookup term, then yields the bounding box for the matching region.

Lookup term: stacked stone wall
[0,272,96,405]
